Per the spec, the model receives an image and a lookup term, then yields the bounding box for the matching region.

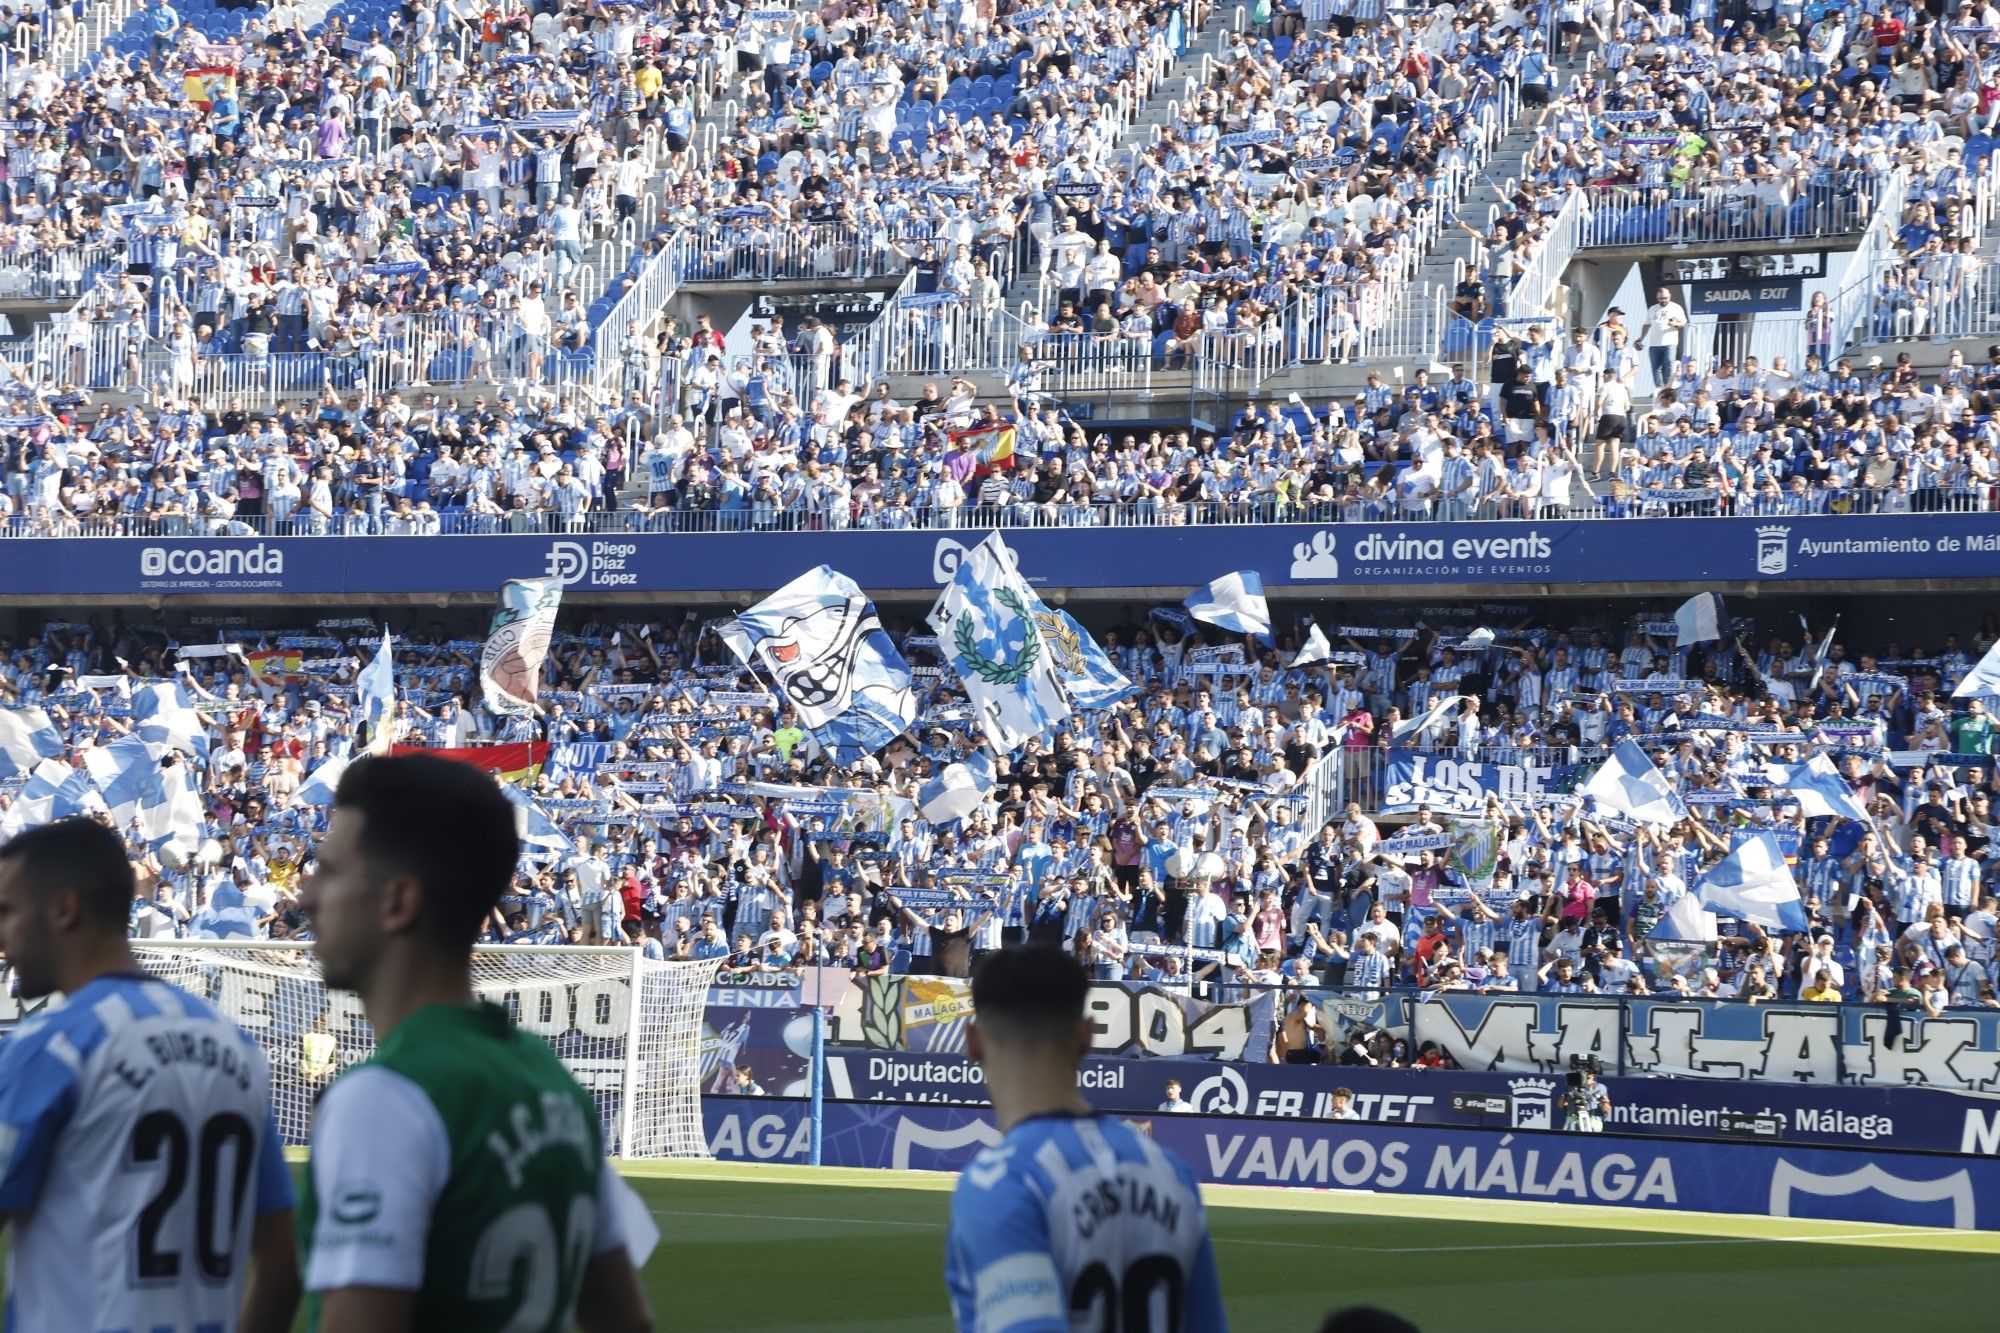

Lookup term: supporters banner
[809,1049,1995,1154]
[182,65,237,109]
[1381,750,1566,813]
[390,742,549,785]
[38,512,2000,601]
[1411,994,2000,1092]
[480,576,563,715]
[706,1101,2000,1230]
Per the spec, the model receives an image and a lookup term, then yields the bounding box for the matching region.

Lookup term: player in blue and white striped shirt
[948,947,1226,1332]
[0,819,298,1333]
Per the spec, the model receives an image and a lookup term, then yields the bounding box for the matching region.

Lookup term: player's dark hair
[971,945,1090,1044]
[0,817,136,930]
[334,754,518,951]
[1320,1307,1421,1333]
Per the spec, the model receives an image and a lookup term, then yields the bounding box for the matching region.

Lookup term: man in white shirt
[1638,287,1688,390]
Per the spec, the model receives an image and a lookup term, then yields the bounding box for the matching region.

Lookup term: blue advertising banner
[13,512,2000,600]
[810,1049,1995,1154]
[704,1099,2000,1229]
[1411,993,2000,1093]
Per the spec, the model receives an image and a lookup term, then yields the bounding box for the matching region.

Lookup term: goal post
[130,939,723,1159]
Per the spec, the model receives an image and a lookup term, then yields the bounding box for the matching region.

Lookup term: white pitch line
[658,1208,943,1230]
[1219,1229,1967,1255]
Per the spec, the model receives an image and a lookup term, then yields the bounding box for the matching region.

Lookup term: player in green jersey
[297,753,653,1333]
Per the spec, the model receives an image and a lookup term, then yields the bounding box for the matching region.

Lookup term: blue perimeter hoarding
[816,1049,2000,1156]
[704,1099,2000,1230]
[10,512,2000,599]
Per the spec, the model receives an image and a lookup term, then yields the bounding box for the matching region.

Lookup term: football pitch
[623,1161,2000,1331]
[6,1161,1998,1329]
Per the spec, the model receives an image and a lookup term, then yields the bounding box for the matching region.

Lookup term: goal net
[131,940,723,1158]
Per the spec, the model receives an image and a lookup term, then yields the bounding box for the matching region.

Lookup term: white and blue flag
[1783,752,1872,824]
[919,747,998,825]
[929,533,1072,754]
[1185,570,1272,642]
[1673,592,1724,646]
[502,781,575,859]
[1648,892,1719,942]
[1581,739,1689,826]
[358,629,397,756]
[138,757,203,863]
[293,744,352,807]
[1050,609,1136,710]
[1696,832,1808,932]
[1292,622,1333,668]
[1954,638,2000,699]
[0,706,64,779]
[82,735,160,827]
[132,681,209,757]
[721,565,918,759]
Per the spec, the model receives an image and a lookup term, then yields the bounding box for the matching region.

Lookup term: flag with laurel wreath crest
[927,532,1071,754]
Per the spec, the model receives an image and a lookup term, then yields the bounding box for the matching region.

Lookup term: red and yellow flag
[950,422,1016,472]
[392,742,550,786]
[244,649,301,690]
[182,66,238,110]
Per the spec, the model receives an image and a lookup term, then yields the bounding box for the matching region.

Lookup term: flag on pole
[83,735,159,828]
[358,629,397,757]
[1184,571,1272,643]
[481,578,563,716]
[1673,592,1724,646]
[1580,739,1689,826]
[1648,893,1719,942]
[1953,639,2000,699]
[1292,623,1333,668]
[930,533,1073,753]
[1783,753,1872,823]
[1458,627,1496,652]
[501,783,576,858]
[1048,610,1136,710]
[718,565,918,759]
[1695,832,1809,932]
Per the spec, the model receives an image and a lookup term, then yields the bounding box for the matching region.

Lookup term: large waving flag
[138,758,204,864]
[1695,832,1808,932]
[1185,571,1272,643]
[1783,753,1871,823]
[1047,609,1136,710]
[720,565,918,759]
[1955,639,2000,699]
[1581,739,1689,826]
[0,706,65,779]
[358,629,397,756]
[1648,892,1719,942]
[1673,592,1724,647]
[929,533,1072,754]
[482,577,563,716]
[83,735,160,828]
[501,782,576,859]
[133,681,209,757]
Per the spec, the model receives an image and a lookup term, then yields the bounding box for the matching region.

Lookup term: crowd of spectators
[4,600,1997,1022]
[16,324,2000,533]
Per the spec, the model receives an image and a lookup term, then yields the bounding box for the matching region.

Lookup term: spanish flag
[182,66,237,110]
[392,742,550,786]
[244,649,301,690]
[951,421,1016,473]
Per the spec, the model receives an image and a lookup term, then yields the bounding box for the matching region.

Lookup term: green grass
[9,1161,1998,1330]
[620,1162,2000,1332]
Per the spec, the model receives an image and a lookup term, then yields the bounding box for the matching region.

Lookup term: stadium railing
[10,484,1993,539]
[1574,175,1885,252]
